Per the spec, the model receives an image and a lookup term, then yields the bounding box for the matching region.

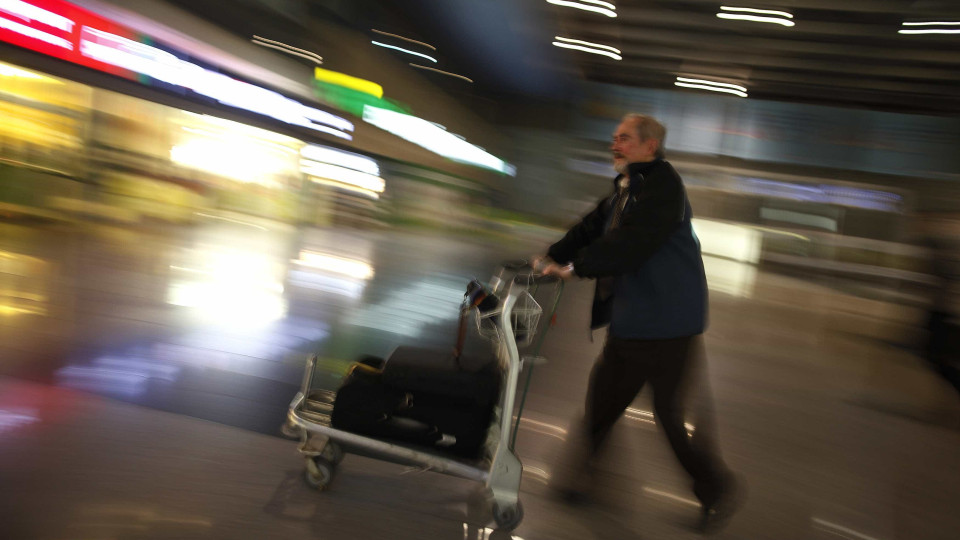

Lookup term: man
[537,113,742,533]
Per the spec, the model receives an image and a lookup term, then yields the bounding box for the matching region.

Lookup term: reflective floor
[1,216,958,540]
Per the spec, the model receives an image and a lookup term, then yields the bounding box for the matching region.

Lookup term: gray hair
[623,113,666,159]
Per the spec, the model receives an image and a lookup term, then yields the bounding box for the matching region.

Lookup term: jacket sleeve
[570,171,686,278]
[546,198,608,265]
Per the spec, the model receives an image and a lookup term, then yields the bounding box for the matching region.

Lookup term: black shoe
[697,475,746,534]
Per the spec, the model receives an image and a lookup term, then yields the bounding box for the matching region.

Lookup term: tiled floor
[1,219,958,539]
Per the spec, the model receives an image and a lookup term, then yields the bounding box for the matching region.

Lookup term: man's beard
[613,159,627,175]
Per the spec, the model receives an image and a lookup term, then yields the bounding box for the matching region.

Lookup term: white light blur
[409,64,474,83]
[693,219,760,298]
[546,0,617,18]
[0,0,75,32]
[552,41,622,60]
[293,251,375,280]
[77,27,353,139]
[371,29,436,50]
[0,408,38,434]
[554,36,621,53]
[287,270,367,299]
[252,35,323,65]
[349,280,463,338]
[0,62,51,79]
[719,6,793,19]
[901,21,960,26]
[898,29,960,34]
[676,76,747,93]
[717,13,795,27]
[642,487,701,508]
[301,145,380,176]
[371,40,438,63]
[167,249,287,328]
[362,106,516,176]
[675,81,748,97]
[812,518,882,540]
[172,138,294,186]
[0,15,73,49]
[302,162,385,193]
[310,178,381,200]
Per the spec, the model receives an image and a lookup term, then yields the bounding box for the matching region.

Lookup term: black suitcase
[331,347,501,457]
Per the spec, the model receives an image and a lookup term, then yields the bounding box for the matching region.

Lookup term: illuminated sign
[362,105,516,176]
[0,0,353,139]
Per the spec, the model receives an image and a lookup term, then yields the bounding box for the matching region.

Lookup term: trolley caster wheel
[304,456,334,491]
[492,501,523,531]
[321,442,344,465]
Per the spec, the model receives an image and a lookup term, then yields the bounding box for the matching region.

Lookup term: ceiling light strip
[552,41,622,60]
[717,13,795,27]
[546,0,617,18]
[251,40,323,65]
[252,35,324,64]
[371,29,437,51]
[901,21,960,26]
[676,77,747,92]
[409,64,474,83]
[554,36,621,53]
[371,41,438,63]
[898,29,960,34]
[674,81,747,98]
[719,6,793,19]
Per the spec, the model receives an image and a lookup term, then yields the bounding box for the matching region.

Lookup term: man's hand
[541,262,576,280]
[530,255,549,272]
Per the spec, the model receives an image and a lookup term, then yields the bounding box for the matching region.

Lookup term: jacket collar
[612,159,663,194]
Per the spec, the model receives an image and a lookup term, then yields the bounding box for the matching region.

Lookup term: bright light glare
[252,35,323,65]
[362,106,516,176]
[546,0,617,18]
[77,27,353,138]
[314,67,383,99]
[719,6,793,19]
[171,136,294,185]
[901,21,960,26]
[899,29,960,34]
[717,13,795,27]
[554,36,621,53]
[301,145,379,176]
[552,41,622,60]
[293,251,374,280]
[302,162,386,193]
[676,76,747,93]
[0,14,72,49]
[674,81,748,97]
[0,0,75,32]
[0,62,52,80]
[371,41,437,63]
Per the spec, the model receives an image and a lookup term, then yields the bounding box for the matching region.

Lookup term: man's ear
[645,138,660,157]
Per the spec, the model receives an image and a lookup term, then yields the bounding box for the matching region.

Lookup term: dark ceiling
[168,0,960,116]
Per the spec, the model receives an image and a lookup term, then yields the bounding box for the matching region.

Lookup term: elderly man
[538,113,743,533]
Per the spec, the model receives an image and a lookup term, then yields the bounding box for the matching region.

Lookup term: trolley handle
[512,272,560,285]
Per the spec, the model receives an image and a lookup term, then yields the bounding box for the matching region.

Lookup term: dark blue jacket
[547,159,708,339]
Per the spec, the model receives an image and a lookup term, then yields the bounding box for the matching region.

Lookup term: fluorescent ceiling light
[901,21,960,26]
[546,0,617,18]
[371,29,436,51]
[676,76,747,93]
[371,41,437,63]
[553,36,622,60]
[717,13,795,26]
[362,105,516,176]
[675,82,747,98]
[409,64,474,83]
[899,21,960,34]
[252,35,323,65]
[719,6,793,19]
[554,36,621,53]
[552,41,622,60]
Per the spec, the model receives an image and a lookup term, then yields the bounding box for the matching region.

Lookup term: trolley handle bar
[513,273,560,285]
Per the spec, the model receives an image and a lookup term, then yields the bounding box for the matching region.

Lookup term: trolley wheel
[321,442,344,465]
[492,500,524,531]
[304,456,334,491]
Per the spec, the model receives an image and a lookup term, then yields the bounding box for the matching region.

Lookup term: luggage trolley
[283,261,563,530]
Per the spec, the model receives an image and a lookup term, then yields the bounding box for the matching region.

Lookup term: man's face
[611,119,658,174]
